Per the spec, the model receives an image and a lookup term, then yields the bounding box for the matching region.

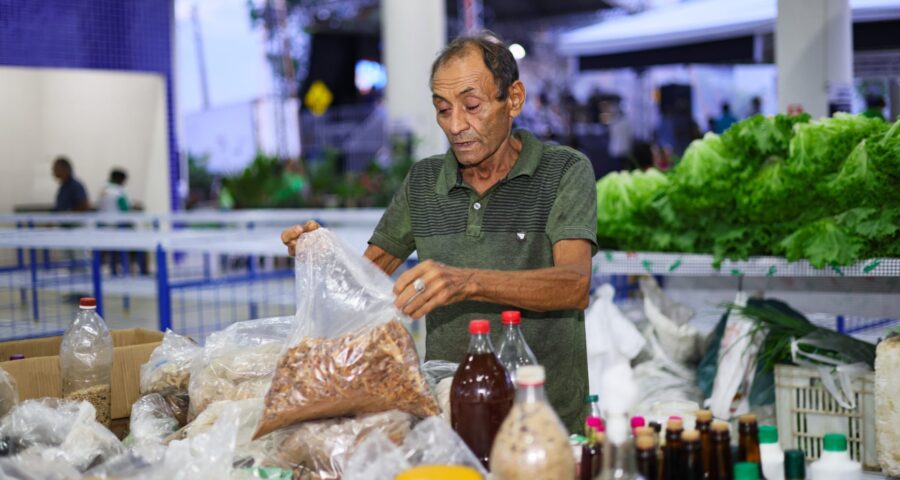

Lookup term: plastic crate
[774,364,878,470]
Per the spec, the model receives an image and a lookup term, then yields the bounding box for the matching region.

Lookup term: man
[282,32,597,433]
[98,168,129,213]
[713,102,738,134]
[52,156,89,212]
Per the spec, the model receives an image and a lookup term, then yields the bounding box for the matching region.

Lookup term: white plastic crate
[774,364,878,470]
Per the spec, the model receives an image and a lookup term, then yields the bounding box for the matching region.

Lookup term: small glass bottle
[451,319,515,469]
[59,297,113,426]
[711,421,734,480]
[737,414,763,477]
[490,365,575,480]
[683,430,704,480]
[635,434,658,480]
[695,410,714,480]
[783,450,806,480]
[496,310,538,383]
[662,418,684,480]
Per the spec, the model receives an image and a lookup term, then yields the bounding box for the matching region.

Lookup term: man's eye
[466,104,480,111]
[438,107,450,114]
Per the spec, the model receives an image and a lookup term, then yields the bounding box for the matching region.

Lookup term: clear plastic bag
[0,398,124,472]
[254,230,438,438]
[240,410,415,479]
[167,398,263,449]
[421,358,459,423]
[0,451,82,480]
[140,330,201,395]
[0,366,18,418]
[342,416,487,480]
[188,316,295,420]
[127,394,180,447]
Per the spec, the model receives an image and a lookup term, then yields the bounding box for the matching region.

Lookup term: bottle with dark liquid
[581,420,598,480]
[711,421,734,480]
[661,418,684,480]
[696,410,714,479]
[450,319,515,469]
[683,430,704,480]
[635,434,658,480]
[737,414,764,478]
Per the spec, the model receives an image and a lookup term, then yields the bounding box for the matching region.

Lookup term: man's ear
[507,80,526,118]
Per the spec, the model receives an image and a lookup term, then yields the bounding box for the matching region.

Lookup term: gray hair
[430,30,519,101]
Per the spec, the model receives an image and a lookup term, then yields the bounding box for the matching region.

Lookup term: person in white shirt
[98,169,129,213]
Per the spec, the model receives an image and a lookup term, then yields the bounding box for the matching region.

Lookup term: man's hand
[281,220,321,256]
[393,260,473,320]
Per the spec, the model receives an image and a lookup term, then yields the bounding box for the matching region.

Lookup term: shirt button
[473,202,482,210]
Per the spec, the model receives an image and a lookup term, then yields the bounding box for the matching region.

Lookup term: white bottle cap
[516,365,545,386]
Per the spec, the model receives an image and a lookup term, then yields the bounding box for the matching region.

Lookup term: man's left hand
[394,260,473,320]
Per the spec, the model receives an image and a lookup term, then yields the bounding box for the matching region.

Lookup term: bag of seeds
[140,330,201,395]
[253,230,438,438]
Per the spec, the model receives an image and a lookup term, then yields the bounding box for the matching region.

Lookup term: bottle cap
[585,394,599,403]
[712,421,730,433]
[669,415,682,421]
[696,410,713,422]
[666,418,683,431]
[823,433,847,452]
[635,426,655,438]
[594,431,606,444]
[739,414,757,424]
[79,297,97,309]
[587,416,603,430]
[396,465,482,480]
[501,310,521,325]
[649,421,662,433]
[784,449,807,478]
[515,365,545,386]
[682,430,700,442]
[635,435,655,450]
[468,319,490,335]
[758,425,778,444]
[631,416,646,429]
[734,462,760,480]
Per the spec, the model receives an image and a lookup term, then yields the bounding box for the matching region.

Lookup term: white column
[382,0,447,160]
[776,0,853,118]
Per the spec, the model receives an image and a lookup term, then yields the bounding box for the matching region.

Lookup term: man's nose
[448,109,469,135]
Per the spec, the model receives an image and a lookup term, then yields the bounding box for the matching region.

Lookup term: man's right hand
[281,220,320,256]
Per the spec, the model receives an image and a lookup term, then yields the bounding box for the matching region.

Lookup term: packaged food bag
[140,330,202,395]
[254,229,438,438]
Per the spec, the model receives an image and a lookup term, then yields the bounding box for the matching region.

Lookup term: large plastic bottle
[496,310,537,383]
[59,297,114,426]
[450,319,514,469]
[758,425,784,480]
[490,365,575,480]
[808,433,862,480]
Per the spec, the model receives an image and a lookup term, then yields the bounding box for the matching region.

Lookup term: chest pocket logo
[516,232,526,241]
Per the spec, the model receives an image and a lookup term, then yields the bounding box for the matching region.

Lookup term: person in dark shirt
[52,156,89,212]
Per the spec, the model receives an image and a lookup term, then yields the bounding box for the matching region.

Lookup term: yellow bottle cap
[395,465,484,480]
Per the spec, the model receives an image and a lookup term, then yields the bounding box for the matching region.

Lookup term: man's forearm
[463,264,590,312]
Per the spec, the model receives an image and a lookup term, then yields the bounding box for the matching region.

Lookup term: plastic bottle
[737,414,763,477]
[711,421,734,480]
[587,394,603,419]
[758,425,784,480]
[683,430,705,480]
[582,418,603,480]
[490,365,575,480]
[598,409,639,480]
[451,319,515,469]
[59,297,113,426]
[783,450,806,480]
[695,410,714,479]
[807,433,861,480]
[496,310,537,383]
[735,462,760,480]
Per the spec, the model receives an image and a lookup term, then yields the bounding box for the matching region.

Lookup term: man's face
[52,163,65,182]
[431,49,517,167]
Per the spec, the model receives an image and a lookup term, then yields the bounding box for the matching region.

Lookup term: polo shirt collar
[435,129,542,195]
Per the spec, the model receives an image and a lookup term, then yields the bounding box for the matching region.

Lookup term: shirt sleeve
[545,154,599,255]
[368,171,416,260]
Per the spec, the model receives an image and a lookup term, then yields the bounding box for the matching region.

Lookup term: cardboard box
[0,328,164,420]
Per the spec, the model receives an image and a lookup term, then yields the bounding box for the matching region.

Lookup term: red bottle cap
[631,416,646,429]
[587,416,604,430]
[468,319,490,335]
[501,310,521,325]
[79,297,97,308]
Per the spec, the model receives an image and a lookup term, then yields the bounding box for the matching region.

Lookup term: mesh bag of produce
[253,229,438,438]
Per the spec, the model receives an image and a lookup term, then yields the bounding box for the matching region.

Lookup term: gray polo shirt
[369,129,598,433]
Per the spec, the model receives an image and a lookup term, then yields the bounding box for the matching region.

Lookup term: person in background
[750,96,763,117]
[52,156,89,212]
[862,95,886,121]
[605,96,633,174]
[98,168,129,213]
[629,140,654,171]
[713,102,738,134]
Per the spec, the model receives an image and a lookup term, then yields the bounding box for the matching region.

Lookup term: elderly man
[282,32,597,433]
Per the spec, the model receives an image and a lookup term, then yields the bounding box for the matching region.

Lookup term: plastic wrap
[140,330,201,395]
[0,366,18,418]
[167,398,263,449]
[240,410,415,479]
[0,398,123,472]
[0,452,81,480]
[126,394,180,447]
[254,230,438,438]
[343,416,487,480]
[422,361,457,422]
[188,316,295,420]
[874,335,898,475]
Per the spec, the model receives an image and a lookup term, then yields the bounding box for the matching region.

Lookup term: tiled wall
[0,0,179,210]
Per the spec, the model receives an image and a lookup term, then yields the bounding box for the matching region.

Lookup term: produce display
[596,114,900,267]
